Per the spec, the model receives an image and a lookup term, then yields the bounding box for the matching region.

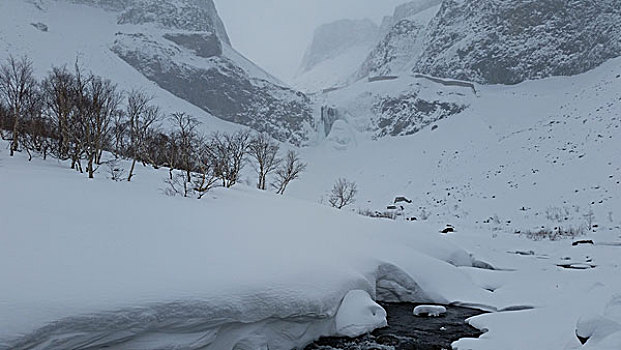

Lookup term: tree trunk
[128,158,137,182]
[10,111,18,156]
[87,154,94,178]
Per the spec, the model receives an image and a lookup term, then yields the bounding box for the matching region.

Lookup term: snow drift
[0,152,494,349]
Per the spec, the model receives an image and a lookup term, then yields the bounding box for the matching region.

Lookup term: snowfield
[0,151,495,350]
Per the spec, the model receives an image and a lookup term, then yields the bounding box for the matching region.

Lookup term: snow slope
[0,150,496,349]
[296,56,621,239]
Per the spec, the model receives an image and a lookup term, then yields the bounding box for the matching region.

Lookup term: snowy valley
[1,0,621,349]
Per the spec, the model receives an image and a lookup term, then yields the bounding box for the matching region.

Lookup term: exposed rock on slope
[374,91,466,138]
[68,0,230,44]
[44,0,314,145]
[112,32,313,145]
[355,1,441,81]
[358,0,621,85]
[414,0,621,84]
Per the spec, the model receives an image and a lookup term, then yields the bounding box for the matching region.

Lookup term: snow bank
[577,294,621,349]
[0,152,491,349]
[335,290,387,337]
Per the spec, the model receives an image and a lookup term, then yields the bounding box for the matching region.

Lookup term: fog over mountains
[1,1,621,349]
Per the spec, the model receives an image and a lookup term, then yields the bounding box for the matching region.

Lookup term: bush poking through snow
[521,226,585,241]
[358,209,397,220]
[106,160,126,181]
[328,178,358,209]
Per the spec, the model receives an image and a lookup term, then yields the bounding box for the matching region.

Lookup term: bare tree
[225,130,251,187]
[248,132,281,190]
[78,73,121,178]
[19,87,48,161]
[274,150,306,195]
[193,138,219,199]
[170,112,200,182]
[126,90,161,181]
[0,56,38,156]
[111,108,127,157]
[0,102,7,139]
[328,178,358,209]
[209,130,251,188]
[163,131,179,180]
[41,65,75,159]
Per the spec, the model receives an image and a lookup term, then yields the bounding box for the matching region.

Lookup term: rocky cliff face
[68,0,314,145]
[67,0,230,43]
[354,0,441,81]
[413,0,621,84]
[356,0,621,85]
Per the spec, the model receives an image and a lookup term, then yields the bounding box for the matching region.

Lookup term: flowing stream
[306,303,485,350]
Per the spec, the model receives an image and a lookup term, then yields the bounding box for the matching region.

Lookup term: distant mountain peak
[299,18,379,74]
[293,18,379,92]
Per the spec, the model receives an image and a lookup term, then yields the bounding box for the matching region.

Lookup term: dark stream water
[306,303,484,350]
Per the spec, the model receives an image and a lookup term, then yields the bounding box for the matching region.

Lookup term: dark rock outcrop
[357,0,621,85]
[113,33,314,145]
[64,0,315,145]
[373,92,466,138]
[414,0,621,84]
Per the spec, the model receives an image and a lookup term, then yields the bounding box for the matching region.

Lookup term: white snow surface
[0,151,493,349]
[335,290,387,337]
[413,305,447,317]
[292,56,621,350]
[0,0,620,349]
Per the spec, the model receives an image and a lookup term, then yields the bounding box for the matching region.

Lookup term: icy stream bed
[306,303,484,350]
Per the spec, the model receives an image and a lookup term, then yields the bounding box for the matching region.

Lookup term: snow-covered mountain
[293,19,379,92]
[354,0,441,82]
[355,0,621,85]
[0,0,315,145]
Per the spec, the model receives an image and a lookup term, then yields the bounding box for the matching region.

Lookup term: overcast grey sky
[214,0,406,82]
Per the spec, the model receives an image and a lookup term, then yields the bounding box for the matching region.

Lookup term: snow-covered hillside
[0,0,314,144]
[0,148,497,350]
[296,56,621,240]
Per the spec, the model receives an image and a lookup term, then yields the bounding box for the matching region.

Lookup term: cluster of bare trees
[163,113,307,198]
[1,56,125,178]
[0,55,307,197]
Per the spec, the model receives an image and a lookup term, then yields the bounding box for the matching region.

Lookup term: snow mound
[335,290,387,338]
[577,294,621,349]
[414,305,447,317]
